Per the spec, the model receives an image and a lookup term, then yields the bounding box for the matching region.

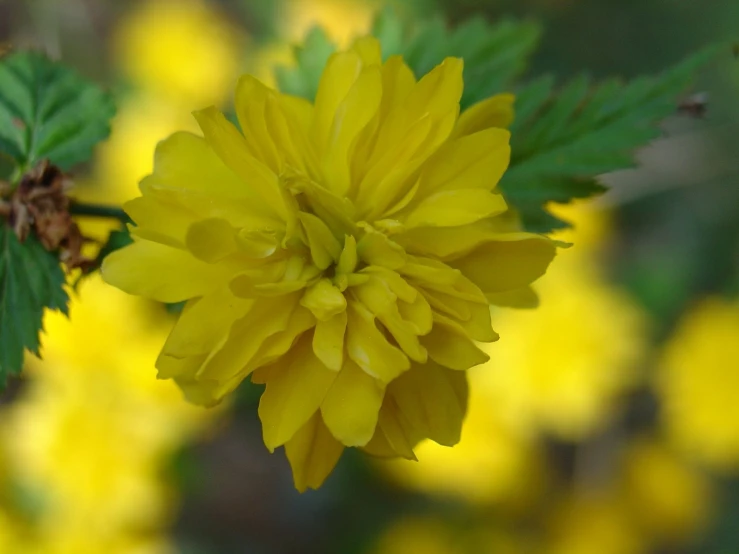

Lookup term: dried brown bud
[1,160,94,271]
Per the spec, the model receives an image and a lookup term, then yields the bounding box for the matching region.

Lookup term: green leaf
[275,9,541,109]
[275,27,337,101]
[502,47,718,233]
[0,51,115,174]
[0,225,68,385]
[393,13,541,108]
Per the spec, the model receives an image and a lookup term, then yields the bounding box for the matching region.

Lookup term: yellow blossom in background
[549,200,613,254]
[371,516,528,554]
[1,277,210,551]
[251,0,379,88]
[483,255,648,440]
[546,492,647,554]
[280,0,376,48]
[113,0,242,107]
[656,297,739,470]
[103,36,558,490]
[23,531,174,554]
[381,363,545,506]
[621,438,712,546]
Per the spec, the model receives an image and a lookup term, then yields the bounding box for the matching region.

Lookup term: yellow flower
[621,438,712,546]
[113,0,242,106]
[482,255,647,440]
[371,516,528,554]
[3,277,209,545]
[281,0,376,48]
[250,0,379,88]
[656,297,739,469]
[380,364,545,506]
[104,36,557,491]
[546,492,647,554]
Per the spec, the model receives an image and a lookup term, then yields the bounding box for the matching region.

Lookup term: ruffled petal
[403,189,507,229]
[313,311,347,371]
[193,107,287,220]
[285,413,344,492]
[421,315,491,370]
[102,238,232,303]
[452,93,515,138]
[451,233,557,294]
[346,301,410,382]
[321,361,385,446]
[160,286,252,359]
[387,362,468,447]
[259,336,337,451]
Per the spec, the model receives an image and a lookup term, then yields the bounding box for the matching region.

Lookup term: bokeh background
[0,0,738,553]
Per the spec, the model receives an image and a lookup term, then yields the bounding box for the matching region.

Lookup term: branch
[69,201,130,223]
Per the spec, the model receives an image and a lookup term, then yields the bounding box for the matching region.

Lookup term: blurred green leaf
[389,12,541,108]
[0,51,115,174]
[275,27,336,101]
[503,47,718,232]
[0,226,68,386]
[276,9,541,110]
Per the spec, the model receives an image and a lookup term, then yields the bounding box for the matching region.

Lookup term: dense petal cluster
[104,37,557,490]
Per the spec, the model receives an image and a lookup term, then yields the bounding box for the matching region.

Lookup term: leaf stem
[69,201,130,223]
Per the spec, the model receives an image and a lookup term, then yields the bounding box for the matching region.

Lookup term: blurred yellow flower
[546,492,647,554]
[113,0,242,107]
[381,364,545,506]
[656,297,739,470]
[549,200,613,254]
[25,531,174,554]
[251,0,380,88]
[280,0,376,48]
[104,36,558,491]
[484,255,648,440]
[621,438,712,545]
[2,276,210,550]
[371,516,528,554]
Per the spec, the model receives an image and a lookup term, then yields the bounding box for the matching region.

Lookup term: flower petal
[142,131,258,199]
[301,278,347,321]
[322,66,382,195]
[346,301,410,383]
[234,74,281,172]
[299,212,342,270]
[487,286,540,308]
[161,286,252,358]
[452,93,515,138]
[285,412,344,492]
[321,361,385,446]
[259,337,337,451]
[362,396,421,460]
[415,127,511,199]
[197,294,304,383]
[388,362,469,447]
[421,316,491,370]
[451,233,557,293]
[185,217,238,263]
[312,50,363,155]
[193,106,286,219]
[102,239,231,303]
[356,225,406,269]
[403,189,508,229]
[313,311,347,371]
